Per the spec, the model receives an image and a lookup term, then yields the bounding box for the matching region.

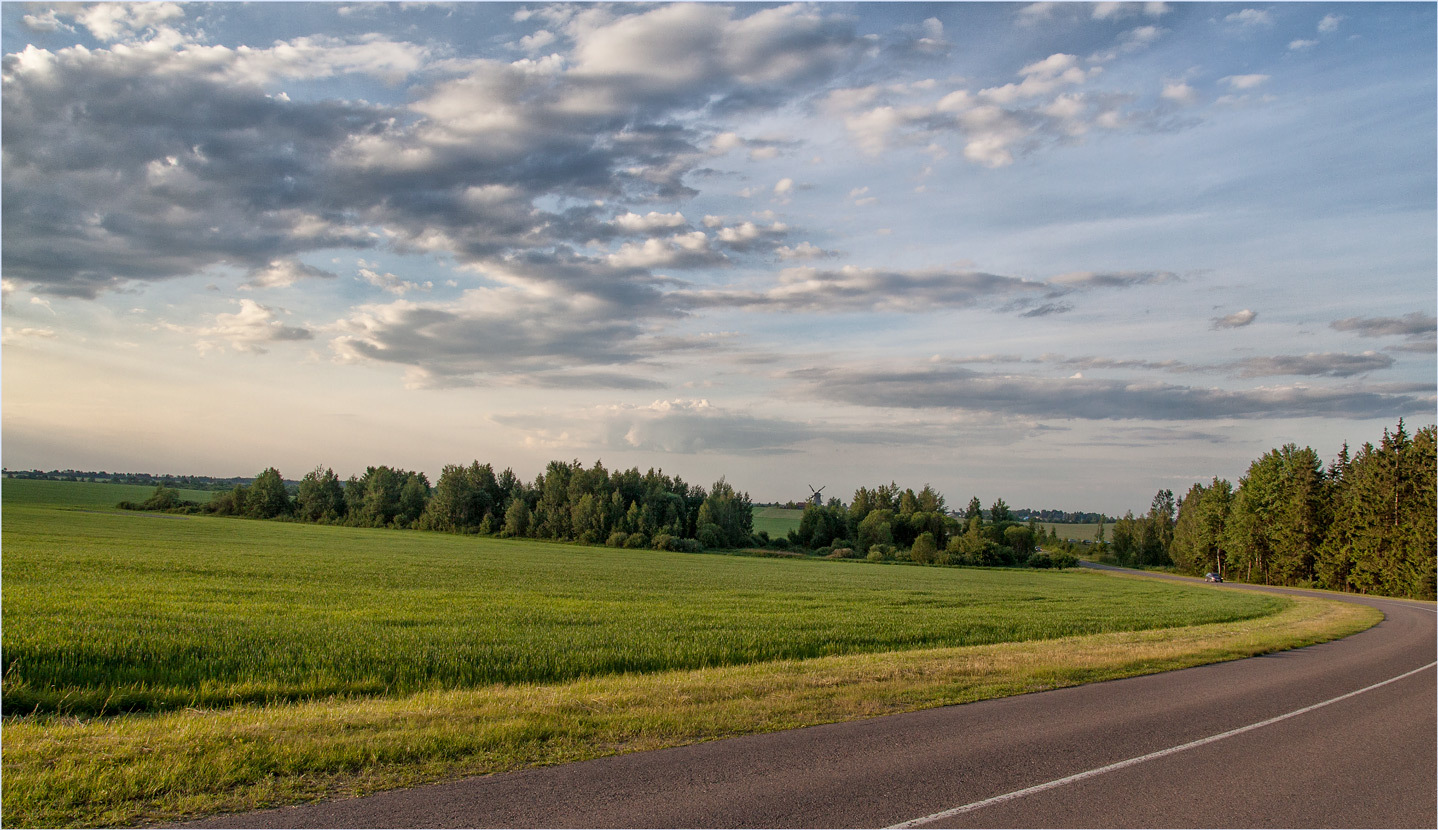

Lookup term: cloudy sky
[3,2,1434,513]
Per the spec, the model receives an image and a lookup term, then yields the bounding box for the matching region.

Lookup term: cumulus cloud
[1212,309,1257,329]
[328,284,688,389]
[359,266,432,296]
[188,299,312,354]
[1221,74,1270,90]
[246,259,339,289]
[2,2,863,302]
[1318,14,1343,33]
[1289,39,1318,51]
[1225,9,1273,28]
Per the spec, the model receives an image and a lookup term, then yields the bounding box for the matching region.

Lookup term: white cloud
[1161,81,1197,105]
[1,326,58,346]
[1318,14,1343,33]
[75,2,185,42]
[1289,39,1318,51]
[776,242,835,260]
[191,299,313,354]
[1225,9,1273,28]
[613,211,688,234]
[360,266,433,296]
[246,259,339,289]
[607,232,722,269]
[1221,74,1270,90]
[1212,309,1257,329]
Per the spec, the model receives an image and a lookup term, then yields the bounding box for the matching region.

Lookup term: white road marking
[889,661,1438,828]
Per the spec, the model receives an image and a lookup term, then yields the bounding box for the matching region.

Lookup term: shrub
[827,547,855,559]
[696,523,725,550]
[623,533,649,549]
[651,533,674,551]
[1028,551,1054,569]
[910,531,938,565]
[1051,551,1080,569]
[815,546,833,558]
[606,531,629,548]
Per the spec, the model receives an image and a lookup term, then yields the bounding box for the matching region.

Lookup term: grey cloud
[793,365,1426,421]
[329,289,671,388]
[1330,312,1436,339]
[1020,302,1074,317]
[682,266,1049,313]
[1230,352,1394,378]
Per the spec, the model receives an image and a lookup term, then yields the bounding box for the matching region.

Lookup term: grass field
[1,479,1381,827]
[752,505,804,538]
[1040,522,1105,542]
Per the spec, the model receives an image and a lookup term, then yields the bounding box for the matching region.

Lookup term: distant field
[1040,522,1105,542]
[2,479,1380,828]
[752,506,804,538]
[2,478,213,509]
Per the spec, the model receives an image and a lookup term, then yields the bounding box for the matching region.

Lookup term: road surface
[185,569,1435,828]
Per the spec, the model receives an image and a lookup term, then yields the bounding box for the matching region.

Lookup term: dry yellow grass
[2,594,1378,828]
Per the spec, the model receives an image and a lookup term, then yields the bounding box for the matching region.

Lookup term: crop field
[752,505,804,538]
[1040,522,1106,542]
[1,480,1380,827]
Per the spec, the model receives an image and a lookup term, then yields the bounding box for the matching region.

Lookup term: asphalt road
[186,569,1435,829]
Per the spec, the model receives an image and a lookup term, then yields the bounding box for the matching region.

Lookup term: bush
[1051,551,1080,569]
[910,531,938,565]
[606,531,629,548]
[696,523,725,550]
[827,547,855,559]
[814,546,833,558]
[1027,551,1054,569]
[867,543,895,562]
[651,533,675,551]
[768,537,791,551]
[623,532,649,549]
[670,537,703,553]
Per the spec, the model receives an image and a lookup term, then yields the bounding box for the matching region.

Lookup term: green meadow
[0,479,1380,827]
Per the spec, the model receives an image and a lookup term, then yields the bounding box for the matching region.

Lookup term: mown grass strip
[1,596,1378,829]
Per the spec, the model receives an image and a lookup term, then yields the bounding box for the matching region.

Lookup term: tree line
[124,460,752,554]
[770,486,1079,569]
[1097,420,1436,600]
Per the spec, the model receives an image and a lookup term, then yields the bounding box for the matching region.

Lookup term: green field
[752,505,804,538]
[1,480,1380,827]
[3,481,1276,716]
[1040,522,1106,542]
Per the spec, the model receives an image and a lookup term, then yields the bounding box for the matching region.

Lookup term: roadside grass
[2,597,1377,828]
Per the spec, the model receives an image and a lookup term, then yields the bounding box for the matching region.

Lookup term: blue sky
[2,2,1433,513]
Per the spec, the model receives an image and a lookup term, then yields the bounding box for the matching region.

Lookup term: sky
[2,1,1434,514]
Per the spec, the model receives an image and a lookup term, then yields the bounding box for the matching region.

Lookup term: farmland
[1,480,1380,827]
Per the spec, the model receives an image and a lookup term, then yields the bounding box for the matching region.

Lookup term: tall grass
[3,481,1285,716]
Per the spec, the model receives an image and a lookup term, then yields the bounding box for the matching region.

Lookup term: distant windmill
[808,484,825,507]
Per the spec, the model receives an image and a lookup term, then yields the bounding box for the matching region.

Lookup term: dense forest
[1099,420,1436,600]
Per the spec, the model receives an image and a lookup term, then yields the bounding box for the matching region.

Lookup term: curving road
[187,569,1435,829]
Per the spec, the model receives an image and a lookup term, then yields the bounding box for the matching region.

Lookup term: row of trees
[1102,421,1435,600]
[155,460,755,552]
[782,485,1076,569]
